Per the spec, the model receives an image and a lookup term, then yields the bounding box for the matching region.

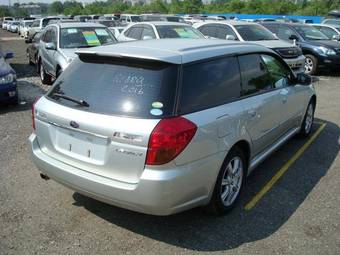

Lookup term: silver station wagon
[28,39,316,216]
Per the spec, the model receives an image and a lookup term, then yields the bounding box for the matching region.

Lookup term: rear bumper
[28,133,219,215]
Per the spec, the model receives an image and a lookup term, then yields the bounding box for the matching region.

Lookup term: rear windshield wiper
[53,93,90,107]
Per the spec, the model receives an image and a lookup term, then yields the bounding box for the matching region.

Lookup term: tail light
[32,96,41,131]
[146,117,197,165]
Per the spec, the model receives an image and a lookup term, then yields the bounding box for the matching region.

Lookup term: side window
[179,57,242,114]
[216,25,237,40]
[319,27,337,38]
[51,28,57,45]
[125,27,142,39]
[42,29,51,43]
[277,26,298,40]
[238,54,274,96]
[198,25,217,38]
[141,25,156,39]
[261,54,290,89]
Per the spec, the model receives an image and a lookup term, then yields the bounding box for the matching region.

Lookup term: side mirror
[4,52,14,59]
[289,34,299,41]
[332,34,340,41]
[45,42,56,50]
[295,73,312,85]
[142,35,153,40]
[226,34,236,40]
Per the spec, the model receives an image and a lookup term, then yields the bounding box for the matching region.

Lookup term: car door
[40,28,56,75]
[261,54,308,133]
[238,54,283,156]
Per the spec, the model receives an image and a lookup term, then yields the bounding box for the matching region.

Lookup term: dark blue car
[262,22,340,75]
[0,51,18,105]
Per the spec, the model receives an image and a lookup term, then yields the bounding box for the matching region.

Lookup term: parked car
[9,21,20,33]
[312,24,340,41]
[322,19,340,26]
[1,17,13,29]
[118,22,205,41]
[5,20,14,30]
[29,39,316,216]
[119,14,142,24]
[141,14,185,23]
[262,22,340,74]
[27,16,65,39]
[27,32,42,66]
[194,21,306,74]
[19,20,34,38]
[73,15,91,22]
[0,51,18,105]
[38,22,117,84]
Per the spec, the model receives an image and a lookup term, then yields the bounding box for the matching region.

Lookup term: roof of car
[48,22,106,28]
[133,21,190,26]
[76,38,272,64]
[195,20,260,26]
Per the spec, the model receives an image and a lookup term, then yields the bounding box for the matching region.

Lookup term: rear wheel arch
[230,140,250,173]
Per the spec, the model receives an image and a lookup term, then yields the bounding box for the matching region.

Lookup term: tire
[298,101,315,138]
[206,147,246,215]
[39,62,52,85]
[304,54,318,75]
[56,68,62,79]
[27,52,34,66]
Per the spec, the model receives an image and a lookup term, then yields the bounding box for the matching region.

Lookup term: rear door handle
[248,109,257,117]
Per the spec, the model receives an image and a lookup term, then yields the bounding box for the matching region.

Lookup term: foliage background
[1,0,340,17]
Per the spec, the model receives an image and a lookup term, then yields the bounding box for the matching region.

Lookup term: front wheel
[39,62,52,85]
[305,54,318,75]
[298,101,315,138]
[206,147,246,215]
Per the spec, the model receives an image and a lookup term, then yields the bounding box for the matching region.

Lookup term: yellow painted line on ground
[245,122,327,210]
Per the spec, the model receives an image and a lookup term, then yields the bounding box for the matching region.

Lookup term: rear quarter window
[179,57,242,114]
[48,57,178,119]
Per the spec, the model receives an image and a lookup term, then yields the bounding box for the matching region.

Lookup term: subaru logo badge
[70,121,79,128]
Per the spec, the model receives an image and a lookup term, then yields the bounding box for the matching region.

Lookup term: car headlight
[0,73,16,85]
[317,46,336,56]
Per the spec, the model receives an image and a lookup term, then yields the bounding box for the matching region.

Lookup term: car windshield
[156,25,205,39]
[234,24,277,41]
[293,25,329,40]
[60,27,116,49]
[131,16,142,22]
[324,20,340,26]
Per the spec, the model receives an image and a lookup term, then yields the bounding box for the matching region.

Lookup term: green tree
[48,1,64,14]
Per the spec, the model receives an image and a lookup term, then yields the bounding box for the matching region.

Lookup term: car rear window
[47,56,178,119]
